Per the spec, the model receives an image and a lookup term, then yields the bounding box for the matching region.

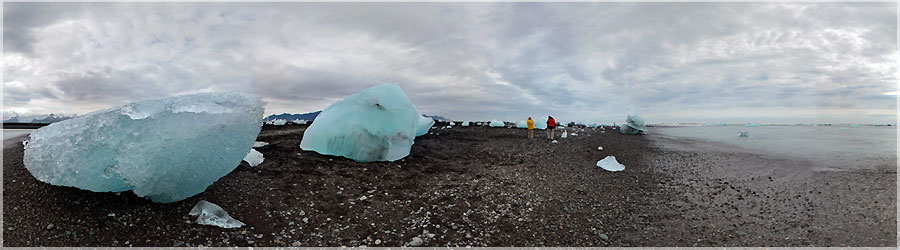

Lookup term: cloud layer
[4,2,896,124]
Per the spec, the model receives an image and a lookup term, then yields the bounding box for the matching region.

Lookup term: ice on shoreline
[243,148,264,167]
[189,200,245,228]
[23,92,264,203]
[300,83,424,162]
[596,156,625,171]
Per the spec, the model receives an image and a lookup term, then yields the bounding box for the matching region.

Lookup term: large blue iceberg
[300,83,426,162]
[619,115,646,135]
[23,92,264,203]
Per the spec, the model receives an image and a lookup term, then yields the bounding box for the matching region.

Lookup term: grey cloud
[2,2,896,123]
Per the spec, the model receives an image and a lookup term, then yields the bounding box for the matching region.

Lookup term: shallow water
[650,126,897,171]
[3,129,33,140]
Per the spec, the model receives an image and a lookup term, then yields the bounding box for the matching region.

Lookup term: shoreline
[3,125,895,247]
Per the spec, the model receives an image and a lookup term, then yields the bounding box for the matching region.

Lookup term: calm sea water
[3,129,33,140]
[650,126,897,171]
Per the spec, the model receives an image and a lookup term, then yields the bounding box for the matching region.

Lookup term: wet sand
[2,125,895,247]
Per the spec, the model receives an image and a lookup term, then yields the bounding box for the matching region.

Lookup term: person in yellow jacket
[526,117,535,139]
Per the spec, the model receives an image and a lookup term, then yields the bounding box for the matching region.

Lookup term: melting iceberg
[189,200,245,228]
[461,121,469,127]
[745,123,759,127]
[619,115,646,135]
[300,83,423,162]
[534,117,548,130]
[416,116,434,136]
[271,119,287,126]
[489,120,504,127]
[516,120,528,129]
[243,148,264,167]
[23,92,264,203]
[596,156,625,171]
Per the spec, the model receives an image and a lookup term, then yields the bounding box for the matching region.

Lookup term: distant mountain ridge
[3,112,75,123]
[423,114,450,122]
[264,111,322,122]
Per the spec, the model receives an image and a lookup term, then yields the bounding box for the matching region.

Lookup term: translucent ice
[23,92,264,203]
[243,148,264,167]
[596,156,625,171]
[534,117,547,130]
[416,116,434,136]
[738,131,750,137]
[489,120,504,127]
[561,131,568,138]
[252,141,269,148]
[619,115,646,135]
[516,120,527,129]
[292,119,308,125]
[272,119,287,126]
[189,200,245,228]
[745,123,759,127]
[461,121,469,127]
[300,83,424,162]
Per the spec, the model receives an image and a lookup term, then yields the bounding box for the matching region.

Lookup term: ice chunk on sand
[271,119,287,126]
[461,121,469,127]
[300,83,423,163]
[23,92,264,203]
[252,141,269,148]
[534,117,547,130]
[619,115,646,135]
[292,119,308,125]
[189,200,245,228]
[416,116,434,137]
[243,148,264,167]
[596,156,625,171]
[489,120,504,127]
[561,131,568,138]
[516,120,527,129]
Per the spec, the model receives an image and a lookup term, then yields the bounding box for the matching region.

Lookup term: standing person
[546,116,556,139]
[526,117,535,139]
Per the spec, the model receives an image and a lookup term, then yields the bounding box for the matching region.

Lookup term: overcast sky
[3,2,897,124]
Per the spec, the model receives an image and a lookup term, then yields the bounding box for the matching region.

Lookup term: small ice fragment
[189,200,245,229]
[551,140,558,143]
[489,120,504,127]
[445,125,452,129]
[252,141,269,148]
[243,149,264,167]
[108,213,115,217]
[738,131,750,137]
[571,133,578,136]
[561,131,568,138]
[22,140,29,147]
[596,156,625,171]
[461,121,469,127]
[272,119,287,126]
[597,146,603,151]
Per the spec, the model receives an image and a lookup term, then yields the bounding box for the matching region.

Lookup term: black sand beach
[2,125,896,247]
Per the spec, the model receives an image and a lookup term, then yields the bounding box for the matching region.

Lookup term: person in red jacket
[546,116,556,139]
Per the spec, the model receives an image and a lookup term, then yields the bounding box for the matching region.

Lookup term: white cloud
[3,2,896,124]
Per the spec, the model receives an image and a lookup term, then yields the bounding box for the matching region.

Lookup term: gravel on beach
[3,124,895,247]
